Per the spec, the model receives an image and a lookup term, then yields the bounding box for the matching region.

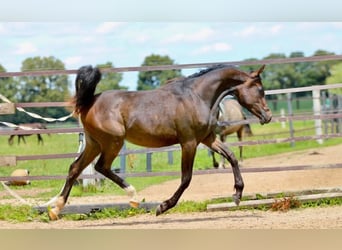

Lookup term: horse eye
[257,85,264,95]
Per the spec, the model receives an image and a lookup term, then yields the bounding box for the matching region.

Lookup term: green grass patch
[1,117,341,222]
[0,204,50,223]
[0,196,341,223]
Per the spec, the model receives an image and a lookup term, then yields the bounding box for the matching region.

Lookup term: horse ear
[251,65,266,78]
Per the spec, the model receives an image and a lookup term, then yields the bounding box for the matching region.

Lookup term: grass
[0,196,341,223]
[1,119,341,197]
[0,118,341,222]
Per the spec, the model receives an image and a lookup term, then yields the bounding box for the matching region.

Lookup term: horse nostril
[264,107,271,113]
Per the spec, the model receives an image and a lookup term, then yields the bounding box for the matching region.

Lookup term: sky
[0,22,342,90]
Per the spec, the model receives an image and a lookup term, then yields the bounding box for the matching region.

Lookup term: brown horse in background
[8,123,47,145]
[47,64,272,220]
[212,98,253,168]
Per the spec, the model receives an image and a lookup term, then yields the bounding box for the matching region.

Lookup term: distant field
[1,118,341,199]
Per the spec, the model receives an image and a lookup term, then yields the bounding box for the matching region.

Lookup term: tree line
[0,50,341,124]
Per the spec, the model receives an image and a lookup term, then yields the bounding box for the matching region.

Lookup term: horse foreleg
[48,144,100,220]
[203,135,244,205]
[156,141,197,216]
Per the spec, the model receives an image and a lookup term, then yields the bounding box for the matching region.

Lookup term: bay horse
[8,123,47,145]
[212,98,253,168]
[47,64,272,220]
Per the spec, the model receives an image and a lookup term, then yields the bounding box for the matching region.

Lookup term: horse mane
[164,76,186,84]
[188,64,237,79]
[162,64,239,87]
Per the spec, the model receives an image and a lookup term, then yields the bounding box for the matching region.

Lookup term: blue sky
[1,22,341,90]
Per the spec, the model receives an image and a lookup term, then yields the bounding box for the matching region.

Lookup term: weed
[271,196,301,212]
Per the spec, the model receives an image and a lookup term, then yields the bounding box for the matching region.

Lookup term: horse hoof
[233,194,241,206]
[129,200,140,208]
[156,205,163,216]
[48,210,59,221]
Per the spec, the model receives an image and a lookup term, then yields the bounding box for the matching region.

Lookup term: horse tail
[74,65,102,113]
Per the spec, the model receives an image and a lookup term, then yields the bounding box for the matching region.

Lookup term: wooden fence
[1,55,342,183]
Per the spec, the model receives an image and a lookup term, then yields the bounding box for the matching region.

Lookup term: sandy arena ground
[0,144,341,229]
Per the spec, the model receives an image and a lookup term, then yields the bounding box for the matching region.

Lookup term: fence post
[167,151,174,165]
[286,93,295,147]
[312,89,323,144]
[120,142,126,174]
[338,96,342,133]
[146,152,152,172]
[280,108,286,128]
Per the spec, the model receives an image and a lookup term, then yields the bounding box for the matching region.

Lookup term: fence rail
[0,54,341,77]
[1,163,341,182]
[1,56,342,183]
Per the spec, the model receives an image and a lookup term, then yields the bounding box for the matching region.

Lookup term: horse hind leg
[48,141,101,220]
[94,140,139,208]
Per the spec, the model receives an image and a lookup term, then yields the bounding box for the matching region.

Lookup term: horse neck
[192,69,245,112]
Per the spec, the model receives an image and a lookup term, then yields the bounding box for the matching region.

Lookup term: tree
[19,56,70,102]
[17,56,72,121]
[137,54,182,90]
[239,58,260,74]
[261,53,291,90]
[95,62,126,93]
[0,64,20,102]
[326,62,342,95]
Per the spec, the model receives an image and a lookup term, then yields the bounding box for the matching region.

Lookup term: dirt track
[0,144,341,229]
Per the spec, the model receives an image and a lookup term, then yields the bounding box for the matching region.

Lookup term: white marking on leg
[49,196,65,220]
[41,196,59,207]
[124,185,137,199]
[40,183,65,207]
[124,185,140,208]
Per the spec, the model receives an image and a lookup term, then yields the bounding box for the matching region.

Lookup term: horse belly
[125,131,178,148]
[125,114,178,147]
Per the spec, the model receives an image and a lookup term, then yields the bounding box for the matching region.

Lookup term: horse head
[233,65,272,125]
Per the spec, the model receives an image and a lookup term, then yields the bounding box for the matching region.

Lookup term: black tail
[74,65,102,112]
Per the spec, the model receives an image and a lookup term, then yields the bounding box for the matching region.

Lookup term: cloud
[0,23,6,34]
[235,25,259,37]
[95,22,124,34]
[234,24,283,38]
[64,56,83,68]
[270,24,283,34]
[14,42,37,55]
[135,34,150,43]
[163,27,215,44]
[331,22,342,29]
[193,42,232,55]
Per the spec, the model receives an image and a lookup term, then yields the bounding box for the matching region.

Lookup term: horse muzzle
[259,109,272,125]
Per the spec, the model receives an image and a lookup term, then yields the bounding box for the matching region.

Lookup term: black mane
[188,64,237,78]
